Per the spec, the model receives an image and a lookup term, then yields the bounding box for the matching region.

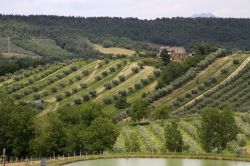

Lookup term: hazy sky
[0,0,250,19]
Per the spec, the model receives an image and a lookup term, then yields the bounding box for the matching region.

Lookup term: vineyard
[1,50,250,154]
[0,58,158,115]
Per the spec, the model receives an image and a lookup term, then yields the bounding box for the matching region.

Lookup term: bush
[134,83,142,89]
[102,71,108,77]
[72,88,78,93]
[221,67,229,74]
[141,78,149,85]
[89,90,97,97]
[32,86,39,92]
[104,83,112,90]
[116,63,122,68]
[185,92,192,98]
[51,87,58,93]
[95,76,102,81]
[82,70,90,76]
[60,83,65,88]
[233,59,240,65]
[191,89,198,95]
[80,83,88,89]
[70,66,77,72]
[82,94,90,101]
[132,67,139,73]
[42,91,49,97]
[118,90,127,97]
[64,91,71,97]
[74,98,82,105]
[33,94,41,100]
[112,80,119,86]
[113,94,118,100]
[109,67,115,73]
[103,97,112,105]
[118,75,126,82]
[198,84,205,91]
[68,78,74,84]
[56,95,64,101]
[75,75,82,81]
[115,97,128,109]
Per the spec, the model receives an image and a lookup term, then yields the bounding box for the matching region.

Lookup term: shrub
[103,97,112,105]
[221,68,229,74]
[74,98,82,105]
[89,90,97,97]
[51,87,58,93]
[233,59,240,65]
[32,86,39,92]
[118,90,127,97]
[132,67,139,73]
[185,92,192,98]
[141,92,147,98]
[42,91,49,97]
[113,94,118,100]
[95,76,102,81]
[82,94,90,101]
[191,89,198,95]
[112,80,119,86]
[236,134,247,147]
[72,88,78,93]
[115,97,128,109]
[82,70,90,76]
[64,91,71,97]
[68,78,74,84]
[33,94,41,100]
[104,83,112,90]
[60,83,65,88]
[116,63,122,68]
[56,95,64,101]
[134,83,142,89]
[118,75,126,82]
[141,78,149,85]
[101,71,108,77]
[109,67,115,73]
[177,96,184,102]
[198,84,205,91]
[70,66,77,72]
[80,83,88,89]
[75,75,82,81]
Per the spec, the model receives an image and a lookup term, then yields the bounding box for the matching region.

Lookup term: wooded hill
[1,15,250,51]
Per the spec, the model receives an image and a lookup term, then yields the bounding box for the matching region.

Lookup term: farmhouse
[157,46,190,61]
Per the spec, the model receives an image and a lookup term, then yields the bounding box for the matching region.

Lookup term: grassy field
[0,37,38,57]
[94,44,137,56]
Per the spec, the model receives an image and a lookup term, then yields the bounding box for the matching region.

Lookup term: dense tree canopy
[1,15,250,50]
[199,108,238,152]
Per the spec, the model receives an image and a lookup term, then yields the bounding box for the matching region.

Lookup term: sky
[0,0,250,19]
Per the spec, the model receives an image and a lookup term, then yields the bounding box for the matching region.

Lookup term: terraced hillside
[0,58,158,116]
[1,52,249,117]
[149,53,249,110]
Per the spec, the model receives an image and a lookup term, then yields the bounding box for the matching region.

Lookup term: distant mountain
[191,13,216,18]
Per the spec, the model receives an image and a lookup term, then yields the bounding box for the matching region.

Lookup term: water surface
[64,158,250,166]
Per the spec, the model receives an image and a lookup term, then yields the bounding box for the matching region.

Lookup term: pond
[64,158,250,166]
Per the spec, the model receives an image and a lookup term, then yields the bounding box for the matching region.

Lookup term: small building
[157,46,190,61]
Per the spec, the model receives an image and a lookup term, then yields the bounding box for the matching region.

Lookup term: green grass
[94,44,136,56]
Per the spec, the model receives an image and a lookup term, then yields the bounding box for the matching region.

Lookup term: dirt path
[175,56,250,113]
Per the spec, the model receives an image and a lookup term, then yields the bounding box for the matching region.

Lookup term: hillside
[1,15,250,50]
[1,48,250,157]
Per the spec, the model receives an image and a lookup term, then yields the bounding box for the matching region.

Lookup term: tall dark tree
[199,108,238,152]
[0,94,36,157]
[160,49,171,64]
[165,122,183,152]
